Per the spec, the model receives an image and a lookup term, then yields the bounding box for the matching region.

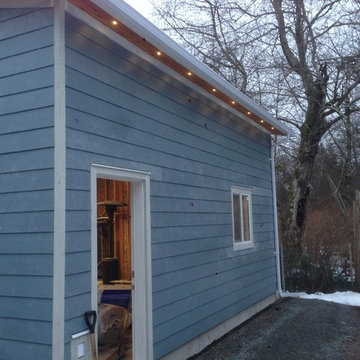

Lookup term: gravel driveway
[193,297,360,360]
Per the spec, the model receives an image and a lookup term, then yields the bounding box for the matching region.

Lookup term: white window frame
[231,186,254,251]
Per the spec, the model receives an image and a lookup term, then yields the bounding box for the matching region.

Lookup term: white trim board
[161,293,278,360]
[91,164,153,360]
[0,0,53,7]
[52,0,66,359]
[271,140,285,295]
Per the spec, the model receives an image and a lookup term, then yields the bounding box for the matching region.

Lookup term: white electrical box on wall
[77,342,85,358]
[71,330,91,360]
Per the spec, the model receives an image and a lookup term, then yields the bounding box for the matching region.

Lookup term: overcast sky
[124,0,154,18]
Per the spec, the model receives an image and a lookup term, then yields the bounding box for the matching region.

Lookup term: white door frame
[90,164,153,360]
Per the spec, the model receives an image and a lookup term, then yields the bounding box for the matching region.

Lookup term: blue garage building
[0,1,291,359]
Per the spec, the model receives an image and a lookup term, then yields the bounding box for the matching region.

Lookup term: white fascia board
[92,0,292,136]
[0,0,53,7]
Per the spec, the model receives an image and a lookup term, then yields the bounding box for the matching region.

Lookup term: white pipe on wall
[271,134,290,296]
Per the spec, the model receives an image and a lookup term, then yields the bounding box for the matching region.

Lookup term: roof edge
[77,0,293,136]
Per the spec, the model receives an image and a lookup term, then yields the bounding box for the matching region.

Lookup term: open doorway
[91,164,153,360]
[97,178,132,359]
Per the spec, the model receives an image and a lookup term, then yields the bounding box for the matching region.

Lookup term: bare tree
[153,0,360,245]
[271,0,360,244]
[153,0,271,94]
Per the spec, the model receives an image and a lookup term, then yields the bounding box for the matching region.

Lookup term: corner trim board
[160,293,278,360]
[52,1,66,359]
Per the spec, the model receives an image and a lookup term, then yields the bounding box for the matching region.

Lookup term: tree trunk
[354,191,360,291]
[285,87,327,245]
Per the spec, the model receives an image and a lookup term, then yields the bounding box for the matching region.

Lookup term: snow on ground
[282,291,360,306]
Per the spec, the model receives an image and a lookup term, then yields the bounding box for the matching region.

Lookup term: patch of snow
[281,291,360,306]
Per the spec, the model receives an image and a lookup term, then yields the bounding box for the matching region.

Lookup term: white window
[231,187,254,250]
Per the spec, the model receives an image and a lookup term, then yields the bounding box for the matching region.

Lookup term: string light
[151,46,276,133]
[73,5,285,136]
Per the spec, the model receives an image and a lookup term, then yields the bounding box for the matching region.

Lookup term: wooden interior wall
[97,178,132,281]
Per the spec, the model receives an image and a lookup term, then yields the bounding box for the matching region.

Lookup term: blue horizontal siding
[0,8,33,22]
[0,340,51,360]
[65,292,91,321]
[64,23,269,152]
[154,283,275,359]
[0,148,54,173]
[152,235,230,259]
[64,14,277,358]
[0,87,54,116]
[0,25,53,60]
[153,250,275,308]
[151,197,229,213]
[65,252,91,275]
[155,280,275,343]
[0,127,54,155]
[0,107,54,135]
[0,318,52,345]
[66,210,91,232]
[151,223,272,247]
[66,231,91,253]
[0,212,53,233]
[0,190,53,213]
[152,224,232,246]
[0,8,54,359]
[0,66,53,98]
[66,189,90,210]
[66,148,163,180]
[0,297,51,322]
[65,272,91,298]
[65,70,269,174]
[0,169,53,194]
[152,241,274,282]
[66,132,271,190]
[0,254,52,276]
[154,278,275,345]
[0,46,53,79]
[152,232,273,261]
[152,245,275,293]
[153,262,275,328]
[0,276,53,299]
[0,8,53,41]
[0,233,53,254]
[66,168,90,190]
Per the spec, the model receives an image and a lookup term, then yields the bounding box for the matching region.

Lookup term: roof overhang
[1,0,292,136]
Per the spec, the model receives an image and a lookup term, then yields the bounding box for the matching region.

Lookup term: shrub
[282,205,353,293]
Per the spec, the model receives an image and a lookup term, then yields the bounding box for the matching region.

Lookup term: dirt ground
[193,297,360,360]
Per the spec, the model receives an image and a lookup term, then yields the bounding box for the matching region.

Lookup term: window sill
[233,241,254,251]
